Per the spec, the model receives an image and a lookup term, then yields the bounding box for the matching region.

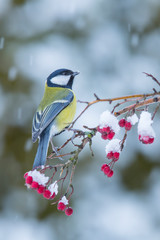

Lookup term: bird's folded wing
[32,91,74,142]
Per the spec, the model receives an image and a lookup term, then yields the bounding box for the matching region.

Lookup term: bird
[32,68,79,169]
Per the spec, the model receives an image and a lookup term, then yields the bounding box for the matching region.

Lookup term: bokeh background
[0,0,160,239]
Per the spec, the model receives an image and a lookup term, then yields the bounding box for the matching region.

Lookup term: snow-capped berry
[113,152,120,161]
[103,165,111,175]
[119,119,126,127]
[107,169,114,178]
[105,139,121,156]
[57,196,69,211]
[139,135,154,144]
[107,130,115,140]
[27,170,49,186]
[31,181,39,189]
[125,121,132,131]
[65,207,73,216]
[138,111,155,145]
[37,185,46,194]
[57,202,66,211]
[101,164,108,171]
[99,110,120,134]
[107,151,114,159]
[25,176,33,185]
[24,172,28,178]
[43,189,51,199]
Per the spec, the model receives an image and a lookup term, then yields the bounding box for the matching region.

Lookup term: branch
[114,96,160,116]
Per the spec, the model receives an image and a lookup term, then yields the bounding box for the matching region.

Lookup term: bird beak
[72,71,80,77]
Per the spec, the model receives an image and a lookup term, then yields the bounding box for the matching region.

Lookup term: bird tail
[33,131,50,169]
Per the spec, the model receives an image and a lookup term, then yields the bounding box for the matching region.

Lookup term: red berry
[37,185,46,194]
[113,152,120,161]
[107,130,115,140]
[31,181,39,189]
[103,165,111,175]
[65,207,73,216]
[119,119,126,127]
[107,169,114,178]
[50,192,56,199]
[125,121,132,131]
[102,126,111,134]
[101,164,108,171]
[24,172,28,178]
[25,176,33,185]
[148,137,154,144]
[107,151,114,159]
[57,202,66,211]
[101,133,108,140]
[43,189,51,199]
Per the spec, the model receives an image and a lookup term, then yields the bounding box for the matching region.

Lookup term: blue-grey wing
[32,91,73,142]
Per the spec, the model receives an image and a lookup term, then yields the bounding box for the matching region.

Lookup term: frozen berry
[101,133,108,140]
[107,151,114,159]
[57,202,66,211]
[65,207,73,216]
[43,189,51,199]
[125,121,132,131]
[107,130,115,140]
[37,185,46,194]
[25,176,33,185]
[101,164,108,171]
[148,137,154,144]
[107,169,114,178]
[31,181,39,189]
[102,126,111,134]
[119,119,126,127]
[113,152,120,161]
[103,165,111,175]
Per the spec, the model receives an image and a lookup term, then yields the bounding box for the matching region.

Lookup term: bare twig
[143,72,160,87]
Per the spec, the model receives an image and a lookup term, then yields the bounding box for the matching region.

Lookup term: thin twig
[143,72,160,86]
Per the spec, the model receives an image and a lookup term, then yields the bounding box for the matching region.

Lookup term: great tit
[32,68,79,169]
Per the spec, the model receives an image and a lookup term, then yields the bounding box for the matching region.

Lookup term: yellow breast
[55,93,76,131]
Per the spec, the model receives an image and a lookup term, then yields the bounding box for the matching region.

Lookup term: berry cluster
[24,170,73,216]
[99,111,156,178]
[97,126,115,140]
[119,118,132,131]
[101,139,121,178]
[97,110,120,140]
[118,114,138,131]
[57,196,73,216]
[101,163,113,177]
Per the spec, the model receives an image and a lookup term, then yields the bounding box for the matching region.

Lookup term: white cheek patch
[50,75,70,86]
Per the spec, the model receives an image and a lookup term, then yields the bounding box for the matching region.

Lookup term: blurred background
[0,0,160,239]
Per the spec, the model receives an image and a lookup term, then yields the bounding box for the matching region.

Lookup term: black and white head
[47,68,79,89]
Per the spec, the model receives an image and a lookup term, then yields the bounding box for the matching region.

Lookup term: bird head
[47,68,79,89]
